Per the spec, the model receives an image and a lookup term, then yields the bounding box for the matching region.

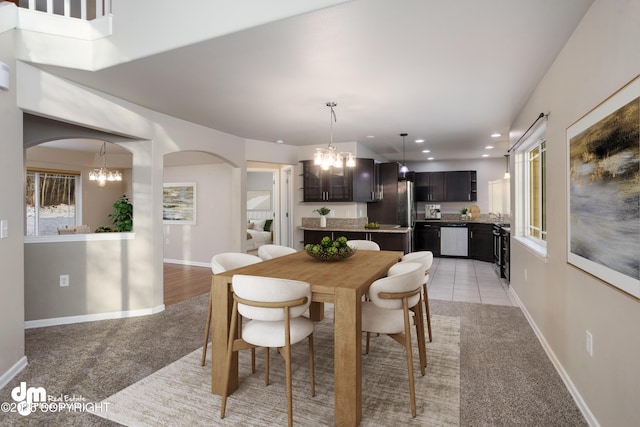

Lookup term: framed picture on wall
[163,182,197,224]
[567,75,639,299]
[247,190,272,210]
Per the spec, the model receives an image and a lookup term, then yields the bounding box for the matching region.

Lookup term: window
[515,123,547,252]
[26,169,81,236]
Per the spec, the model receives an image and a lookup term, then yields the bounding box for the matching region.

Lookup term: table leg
[211,275,238,395]
[308,301,325,321]
[333,287,362,427]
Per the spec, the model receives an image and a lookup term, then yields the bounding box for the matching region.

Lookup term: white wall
[163,163,234,265]
[509,1,640,426]
[0,27,26,387]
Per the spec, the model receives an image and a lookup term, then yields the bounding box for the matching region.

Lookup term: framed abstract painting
[567,75,639,299]
[163,182,197,224]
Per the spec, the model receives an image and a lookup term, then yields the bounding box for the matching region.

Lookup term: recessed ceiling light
[422,149,430,153]
[491,133,501,138]
[482,154,490,157]
[427,157,434,160]
[366,135,375,139]
[485,145,494,149]
[414,139,424,143]
[275,139,284,144]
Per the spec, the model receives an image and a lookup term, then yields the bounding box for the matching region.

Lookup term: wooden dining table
[209,249,403,426]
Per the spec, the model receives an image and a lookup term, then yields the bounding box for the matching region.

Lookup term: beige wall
[509,0,640,426]
[0,28,26,384]
[163,162,235,265]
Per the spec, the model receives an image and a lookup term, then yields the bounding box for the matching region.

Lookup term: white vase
[320,215,327,228]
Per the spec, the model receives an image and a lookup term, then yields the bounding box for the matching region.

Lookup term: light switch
[0,220,7,239]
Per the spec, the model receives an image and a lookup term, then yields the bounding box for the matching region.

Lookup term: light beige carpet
[95,313,460,426]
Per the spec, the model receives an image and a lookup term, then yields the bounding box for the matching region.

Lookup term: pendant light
[313,102,356,170]
[399,133,409,174]
[89,141,122,187]
[504,154,511,179]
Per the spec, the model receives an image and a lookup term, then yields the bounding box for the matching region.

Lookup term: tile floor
[428,258,518,306]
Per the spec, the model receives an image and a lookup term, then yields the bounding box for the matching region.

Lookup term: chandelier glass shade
[313,102,356,170]
[89,141,122,187]
[504,154,511,179]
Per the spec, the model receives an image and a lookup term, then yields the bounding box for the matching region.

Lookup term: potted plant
[460,207,468,220]
[109,195,133,232]
[314,206,331,228]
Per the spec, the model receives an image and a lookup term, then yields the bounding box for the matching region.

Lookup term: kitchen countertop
[415,219,510,226]
[300,224,411,234]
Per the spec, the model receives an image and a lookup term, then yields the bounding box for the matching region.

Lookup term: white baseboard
[508,287,600,427]
[0,356,28,391]
[24,304,165,329]
[163,258,210,268]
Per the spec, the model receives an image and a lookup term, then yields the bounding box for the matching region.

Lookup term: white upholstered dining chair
[257,244,297,261]
[397,250,434,343]
[201,253,263,366]
[346,239,380,251]
[221,274,315,427]
[361,261,426,417]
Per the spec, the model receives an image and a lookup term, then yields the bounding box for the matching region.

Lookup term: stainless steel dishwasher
[440,223,469,256]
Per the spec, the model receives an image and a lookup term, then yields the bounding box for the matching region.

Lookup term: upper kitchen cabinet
[416,170,476,202]
[445,170,477,202]
[415,172,444,202]
[302,158,376,202]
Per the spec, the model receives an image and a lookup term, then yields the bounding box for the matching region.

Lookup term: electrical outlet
[59,274,69,287]
[586,331,593,356]
[0,219,7,238]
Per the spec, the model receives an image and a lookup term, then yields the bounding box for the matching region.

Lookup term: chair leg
[283,344,293,427]
[403,300,417,417]
[221,301,239,419]
[413,302,427,375]
[265,347,270,386]
[251,348,256,373]
[366,332,370,354]
[308,334,316,397]
[201,292,213,366]
[424,283,433,342]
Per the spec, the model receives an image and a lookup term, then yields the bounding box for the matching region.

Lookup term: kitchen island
[301,224,412,253]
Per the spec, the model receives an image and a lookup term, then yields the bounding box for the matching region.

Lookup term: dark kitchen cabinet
[352,158,376,202]
[413,222,440,256]
[367,162,401,225]
[302,159,376,202]
[445,170,477,202]
[415,172,444,202]
[302,160,352,201]
[370,232,409,253]
[303,229,409,253]
[468,223,493,262]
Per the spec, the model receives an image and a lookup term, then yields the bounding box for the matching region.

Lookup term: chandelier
[313,102,356,170]
[89,141,122,187]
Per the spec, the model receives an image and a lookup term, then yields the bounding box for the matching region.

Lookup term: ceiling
[40,0,593,161]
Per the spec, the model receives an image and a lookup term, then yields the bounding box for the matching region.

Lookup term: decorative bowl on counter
[364,222,380,229]
[304,236,356,261]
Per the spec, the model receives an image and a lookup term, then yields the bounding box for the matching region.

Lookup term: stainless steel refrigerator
[396,179,415,227]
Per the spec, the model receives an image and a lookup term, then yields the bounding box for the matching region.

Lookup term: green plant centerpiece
[313,207,331,216]
[96,195,133,232]
[304,235,355,261]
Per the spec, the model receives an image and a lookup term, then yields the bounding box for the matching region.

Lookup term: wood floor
[163,263,211,306]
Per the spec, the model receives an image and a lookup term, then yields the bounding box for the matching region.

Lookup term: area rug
[94,313,460,426]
